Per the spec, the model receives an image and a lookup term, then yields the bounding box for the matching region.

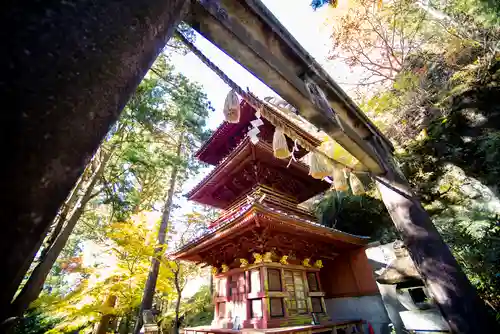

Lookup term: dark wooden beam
[0,0,188,320]
[187,0,385,174]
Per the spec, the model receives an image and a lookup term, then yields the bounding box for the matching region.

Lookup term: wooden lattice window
[270,298,284,317]
[307,272,319,292]
[311,297,323,313]
[284,270,307,315]
[268,269,282,291]
[229,274,246,296]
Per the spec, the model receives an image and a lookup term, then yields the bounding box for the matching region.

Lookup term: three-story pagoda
[171,99,379,334]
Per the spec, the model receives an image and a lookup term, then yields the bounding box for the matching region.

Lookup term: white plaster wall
[325,295,391,334]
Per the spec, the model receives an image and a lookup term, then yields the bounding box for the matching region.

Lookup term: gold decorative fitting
[240,258,249,267]
[223,89,240,123]
[263,252,273,263]
[253,253,263,264]
[314,260,323,269]
[302,258,311,267]
[211,267,218,276]
[221,264,229,273]
[280,255,289,265]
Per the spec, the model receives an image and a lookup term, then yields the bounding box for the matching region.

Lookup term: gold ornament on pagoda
[253,253,263,264]
[221,264,229,273]
[240,258,249,267]
[211,267,218,276]
[314,259,323,269]
[263,252,273,263]
[302,258,312,267]
[280,255,289,265]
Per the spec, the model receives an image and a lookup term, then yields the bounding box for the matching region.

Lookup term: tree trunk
[174,268,182,334]
[209,268,214,298]
[134,132,185,334]
[174,294,182,334]
[0,0,188,318]
[94,295,118,334]
[375,165,499,333]
[9,149,110,317]
[39,165,91,261]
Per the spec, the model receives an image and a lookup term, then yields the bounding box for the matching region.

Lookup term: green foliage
[102,53,212,221]
[14,39,215,333]
[313,189,398,243]
[431,0,500,28]
[364,46,500,313]
[180,285,213,328]
[11,310,60,334]
[328,0,500,313]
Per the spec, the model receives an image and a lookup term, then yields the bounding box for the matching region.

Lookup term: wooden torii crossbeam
[0,0,496,332]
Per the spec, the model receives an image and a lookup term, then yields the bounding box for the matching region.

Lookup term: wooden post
[0,0,188,320]
[375,164,498,333]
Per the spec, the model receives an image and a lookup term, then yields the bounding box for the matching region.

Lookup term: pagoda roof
[186,137,329,209]
[169,202,370,265]
[196,100,321,165]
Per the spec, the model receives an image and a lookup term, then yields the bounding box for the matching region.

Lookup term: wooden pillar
[260,267,269,328]
[0,0,188,319]
[375,166,498,333]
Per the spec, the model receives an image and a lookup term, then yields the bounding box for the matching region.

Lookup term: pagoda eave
[170,203,369,266]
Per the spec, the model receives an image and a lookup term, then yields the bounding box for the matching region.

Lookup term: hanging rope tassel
[332,165,348,191]
[223,89,240,123]
[309,152,332,179]
[287,139,299,168]
[273,128,291,159]
[349,172,365,195]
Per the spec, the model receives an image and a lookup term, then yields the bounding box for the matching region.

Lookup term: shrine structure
[172,100,383,334]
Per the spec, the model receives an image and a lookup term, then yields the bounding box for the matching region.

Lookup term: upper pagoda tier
[195,101,320,165]
[187,137,329,209]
